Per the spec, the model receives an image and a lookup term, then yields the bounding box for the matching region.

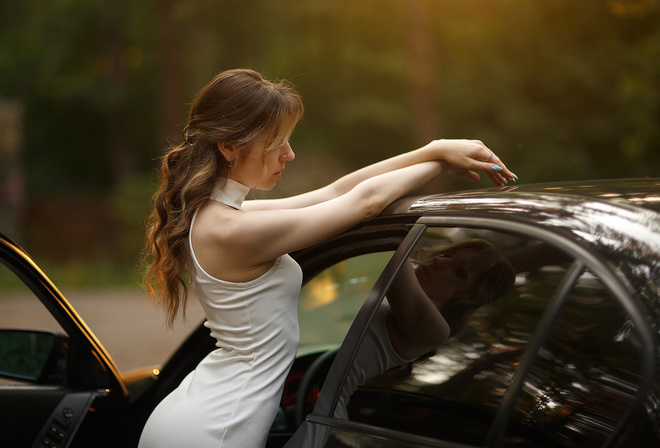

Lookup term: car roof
[380,179,660,251]
[301,178,660,270]
[375,178,660,303]
[384,178,660,216]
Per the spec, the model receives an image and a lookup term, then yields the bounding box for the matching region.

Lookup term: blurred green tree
[0,0,659,278]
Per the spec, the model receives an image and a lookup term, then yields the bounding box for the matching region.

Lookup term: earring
[228,159,234,178]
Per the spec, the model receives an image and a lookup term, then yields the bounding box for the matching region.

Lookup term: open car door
[0,233,128,448]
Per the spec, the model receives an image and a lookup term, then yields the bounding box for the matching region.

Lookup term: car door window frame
[306,215,656,448]
[311,222,426,419]
[485,259,586,447]
[0,234,127,395]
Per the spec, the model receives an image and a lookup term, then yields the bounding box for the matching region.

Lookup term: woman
[138,68,517,448]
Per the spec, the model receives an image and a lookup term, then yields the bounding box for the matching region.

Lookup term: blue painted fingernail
[513,174,519,182]
[491,165,503,172]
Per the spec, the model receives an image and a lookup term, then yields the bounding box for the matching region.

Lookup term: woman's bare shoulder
[192,201,245,242]
[191,203,276,281]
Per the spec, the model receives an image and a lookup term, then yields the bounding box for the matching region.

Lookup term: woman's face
[414,247,481,306]
[231,139,296,190]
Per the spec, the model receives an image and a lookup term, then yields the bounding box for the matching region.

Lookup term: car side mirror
[0,329,68,384]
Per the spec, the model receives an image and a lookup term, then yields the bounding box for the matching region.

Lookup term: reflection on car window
[298,252,393,350]
[0,262,65,385]
[511,270,642,448]
[333,226,646,447]
[333,228,526,433]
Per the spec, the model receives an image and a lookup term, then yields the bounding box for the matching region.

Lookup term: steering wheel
[294,347,339,426]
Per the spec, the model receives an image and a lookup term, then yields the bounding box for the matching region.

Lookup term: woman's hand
[424,139,518,186]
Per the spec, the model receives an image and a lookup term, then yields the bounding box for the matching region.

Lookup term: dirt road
[1,287,206,373]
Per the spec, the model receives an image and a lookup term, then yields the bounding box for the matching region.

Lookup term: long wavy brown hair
[142,69,304,327]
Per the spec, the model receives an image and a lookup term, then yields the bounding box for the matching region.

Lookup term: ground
[1,287,205,373]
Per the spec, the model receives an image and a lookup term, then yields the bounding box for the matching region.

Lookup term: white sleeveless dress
[139,179,303,448]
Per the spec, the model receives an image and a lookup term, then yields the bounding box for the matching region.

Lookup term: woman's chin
[254,182,277,191]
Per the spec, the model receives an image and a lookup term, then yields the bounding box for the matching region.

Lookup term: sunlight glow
[609,0,660,18]
[301,271,339,311]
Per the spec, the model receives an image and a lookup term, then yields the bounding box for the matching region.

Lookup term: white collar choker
[210,178,251,211]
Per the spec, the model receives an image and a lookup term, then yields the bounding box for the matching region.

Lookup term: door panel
[0,239,114,447]
[1,387,69,447]
[0,388,98,448]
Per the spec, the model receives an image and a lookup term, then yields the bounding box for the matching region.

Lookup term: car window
[0,262,65,386]
[298,251,393,351]
[507,269,642,447]
[333,226,646,447]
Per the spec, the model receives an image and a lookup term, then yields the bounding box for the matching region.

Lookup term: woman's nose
[281,143,295,161]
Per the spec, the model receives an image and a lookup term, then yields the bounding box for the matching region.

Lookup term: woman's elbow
[355,184,389,220]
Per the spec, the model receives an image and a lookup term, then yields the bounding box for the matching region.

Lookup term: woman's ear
[217,142,235,162]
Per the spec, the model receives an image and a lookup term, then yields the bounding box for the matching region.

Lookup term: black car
[1,178,659,448]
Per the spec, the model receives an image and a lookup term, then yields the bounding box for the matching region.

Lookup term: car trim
[305,414,474,448]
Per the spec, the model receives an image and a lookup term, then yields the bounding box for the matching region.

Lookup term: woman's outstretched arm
[244,139,516,211]
[193,161,444,281]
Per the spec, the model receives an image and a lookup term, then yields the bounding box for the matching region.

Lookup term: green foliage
[1,0,659,275]
[4,0,660,186]
[0,0,158,194]
[110,173,156,262]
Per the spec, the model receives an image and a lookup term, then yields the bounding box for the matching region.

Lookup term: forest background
[1,0,659,287]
